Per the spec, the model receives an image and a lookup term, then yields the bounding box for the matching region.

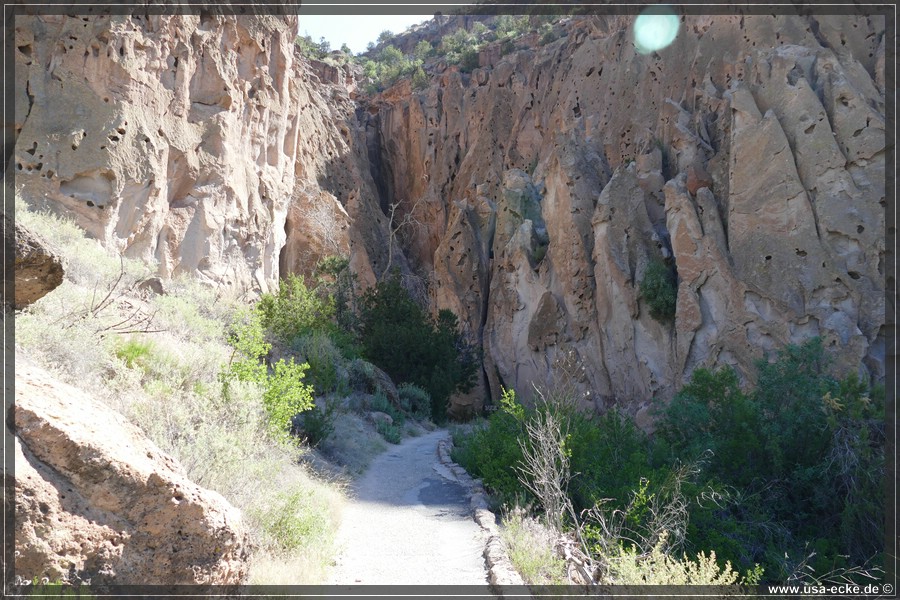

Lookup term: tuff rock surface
[11,220,65,309]
[366,14,887,416]
[12,360,251,586]
[12,12,888,420]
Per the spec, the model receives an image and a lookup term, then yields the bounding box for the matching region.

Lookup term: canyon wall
[10,11,393,294]
[367,14,887,417]
[10,11,887,420]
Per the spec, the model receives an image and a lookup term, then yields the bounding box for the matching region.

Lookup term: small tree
[357,273,478,423]
[639,259,677,322]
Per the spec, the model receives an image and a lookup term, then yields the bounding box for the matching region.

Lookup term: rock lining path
[326,429,490,585]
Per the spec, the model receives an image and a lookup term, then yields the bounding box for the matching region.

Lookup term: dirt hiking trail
[326,429,490,585]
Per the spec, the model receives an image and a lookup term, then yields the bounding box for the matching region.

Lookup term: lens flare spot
[633,6,680,54]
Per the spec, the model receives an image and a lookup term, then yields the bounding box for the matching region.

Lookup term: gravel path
[326,429,490,585]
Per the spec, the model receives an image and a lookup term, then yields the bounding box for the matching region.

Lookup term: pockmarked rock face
[13,361,251,586]
[367,14,886,416]
[13,12,887,420]
[12,12,394,294]
[12,220,65,309]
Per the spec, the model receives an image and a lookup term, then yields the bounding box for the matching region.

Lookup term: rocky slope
[11,11,887,422]
[12,360,249,587]
[366,14,887,417]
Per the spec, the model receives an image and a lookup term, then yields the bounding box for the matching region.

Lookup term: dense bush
[221,309,315,438]
[291,331,345,395]
[639,259,677,322]
[257,274,334,344]
[454,338,884,584]
[357,273,478,423]
[398,383,432,420]
[655,338,885,580]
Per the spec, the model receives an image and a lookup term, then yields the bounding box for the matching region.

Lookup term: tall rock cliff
[366,14,886,416]
[11,12,887,420]
[11,12,393,293]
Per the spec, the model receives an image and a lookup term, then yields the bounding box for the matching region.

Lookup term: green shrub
[251,488,330,553]
[115,337,154,370]
[655,338,885,581]
[257,274,334,344]
[376,420,402,444]
[293,401,338,447]
[639,259,677,322]
[291,330,344,394]
[451,390,530,507]
[357,273,478,424]
[222,309,315,438]
[398,383,431,420]
[369,389,405,427]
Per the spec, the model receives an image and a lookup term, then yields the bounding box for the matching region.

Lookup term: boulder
[12,361,251,587]
[13,221,64,309]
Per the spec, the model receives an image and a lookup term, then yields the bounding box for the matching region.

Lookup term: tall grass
[13,197,345,584]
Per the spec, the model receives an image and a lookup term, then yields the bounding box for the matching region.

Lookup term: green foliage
[376,420,402,444]
[222,309,314,438]
[639,259,677,322]
[263,359,315,437]
[257,274,335,344]
[291,330,344,395]
[357,273,478,424]
[361,44,430,93]
[293,400,338,447]
[295,34,331,60]
[398,382,432,420]
[369,389,405,427]
[251,488,330,553]
[115,337,154,370]
[452,404,530,508]
[655,338,885,581]
[603,535,744,586]
[413,40,434,61]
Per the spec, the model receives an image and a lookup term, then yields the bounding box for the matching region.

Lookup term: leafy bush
[451,389,530,507]
[369,389,405,427]
[655,338,885,581]
[222,309,315,438]
[357,273,478,424]
[257,274,334,344]
[376,420,402,444]
[251,488,331,553]
[639,259,677,322]
[291,330,345,395]
[398,383,431,420]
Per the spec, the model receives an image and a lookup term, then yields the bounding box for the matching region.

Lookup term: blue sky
[296,15,434,54]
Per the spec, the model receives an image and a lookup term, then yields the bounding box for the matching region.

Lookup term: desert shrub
[317,411,387,474]
[250,488,331,554]
[398,382,431,420]
[357,273,478,423]
[602,534,751,586]
[257,273,334,344]
[376,420,402,444]
[291,330,345,395]
[369,389,405,427]
[639,258,677,322]
[292,401,337,447]
[501,507,569,585]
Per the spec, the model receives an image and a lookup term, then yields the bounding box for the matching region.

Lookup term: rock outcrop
[11,13,394,294]
[367,13,887,416]
[11,220,65,309]
[11,12,888,420]
[12,360,250,586]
